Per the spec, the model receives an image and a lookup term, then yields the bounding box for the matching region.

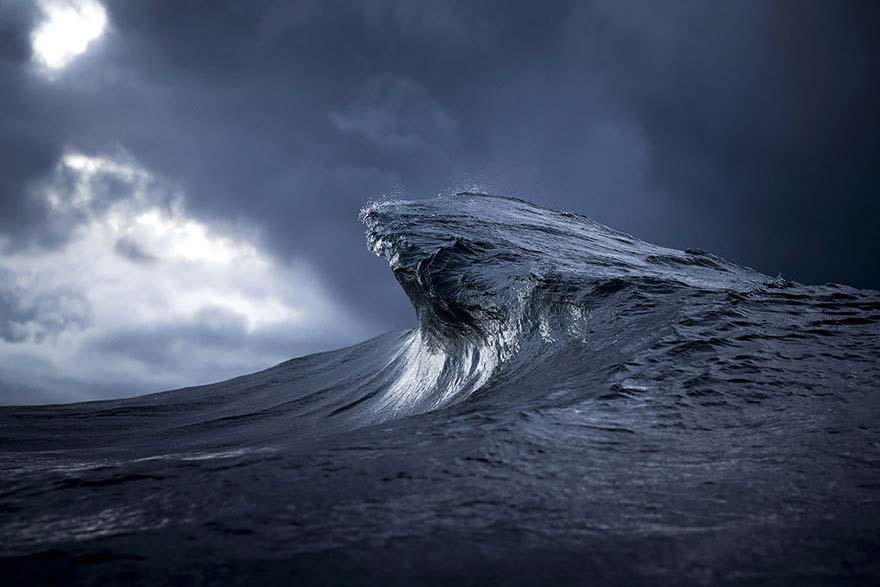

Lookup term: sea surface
[2,193,879,585]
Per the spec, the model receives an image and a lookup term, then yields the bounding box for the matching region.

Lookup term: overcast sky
[1,0,878,404]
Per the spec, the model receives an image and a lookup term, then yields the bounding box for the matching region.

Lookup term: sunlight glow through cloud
[31,0,107,70]
[53,152,297,328]
[0,151,368,402]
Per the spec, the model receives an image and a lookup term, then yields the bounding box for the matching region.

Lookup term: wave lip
[361,192,767,335]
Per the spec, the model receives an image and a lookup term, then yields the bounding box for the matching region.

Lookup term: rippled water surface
[2,193,879,585]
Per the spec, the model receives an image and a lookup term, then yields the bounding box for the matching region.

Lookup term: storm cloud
[0,0,877,403]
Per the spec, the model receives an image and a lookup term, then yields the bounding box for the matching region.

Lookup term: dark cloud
[330,72,459,156]
[560,1,880,285]
[83,305,351,384]
[113,236,158,264]
[0,269,92,343]
[87,306,253,368]
[0,347,151,405]
[0,0,76,250]
[0,1,878,403]
[0,1,35,63]
[82,1,880,289]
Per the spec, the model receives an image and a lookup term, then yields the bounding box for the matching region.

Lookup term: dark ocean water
[2,193,879,585]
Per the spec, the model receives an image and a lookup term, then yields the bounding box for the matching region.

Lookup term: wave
[355,192,772,419]
[2,193,880,583]
[2,192,878,452]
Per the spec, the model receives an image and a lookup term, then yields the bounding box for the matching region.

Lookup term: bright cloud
[31,0,107,70]
[0,152,369,404]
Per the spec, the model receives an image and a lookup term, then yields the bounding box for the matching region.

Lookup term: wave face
[2,193,880,585]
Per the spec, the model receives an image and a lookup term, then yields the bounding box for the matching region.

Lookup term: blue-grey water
[2,193,879,585]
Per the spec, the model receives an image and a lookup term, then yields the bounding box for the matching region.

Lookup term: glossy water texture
[2,193,879,585]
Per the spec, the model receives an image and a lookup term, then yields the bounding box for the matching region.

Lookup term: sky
[1,0,878,404]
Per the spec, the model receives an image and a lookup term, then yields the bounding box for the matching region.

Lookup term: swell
[2,192,878,455]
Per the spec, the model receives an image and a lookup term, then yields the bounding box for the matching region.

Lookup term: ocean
[2,193,879,584]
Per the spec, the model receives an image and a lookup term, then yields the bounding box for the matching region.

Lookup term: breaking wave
[354,192,771,420]
[2,192,879,584]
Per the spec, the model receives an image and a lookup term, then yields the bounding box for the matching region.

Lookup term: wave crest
[357,192,773,417]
